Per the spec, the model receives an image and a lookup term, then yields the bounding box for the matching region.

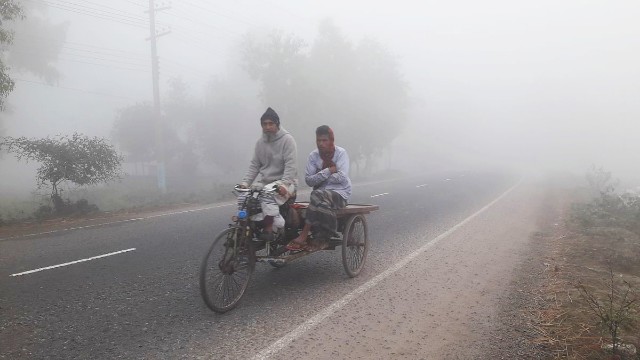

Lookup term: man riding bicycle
[240,107,298,241]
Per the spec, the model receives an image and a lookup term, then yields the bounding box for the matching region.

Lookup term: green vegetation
[0,177,235,225]
[0,0,23,111]
[577,269,638,356]
[1,133,123,215]
[565,168,640,358]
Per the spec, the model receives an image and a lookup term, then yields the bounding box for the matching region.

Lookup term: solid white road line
[0,203,235,241]
[251,178,523,360]
[10,248,137,277]
[416,184,428,188]
[370,192,389,198]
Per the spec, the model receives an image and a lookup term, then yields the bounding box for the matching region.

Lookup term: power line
[59,40,149,58]
[13,43,150,65]
[60,45,147,61]
[167,31,211,54]
[159,56,211,78]
[9,48,149,72]
[179,0,254,27]
[14,78,137,100]
[13,35,210,79]
[24,0,150,28]
[121,0,146,8]
[19,33,143,55]
[51,0,150,23]
[167,6,241,38]
[259,0,312,23]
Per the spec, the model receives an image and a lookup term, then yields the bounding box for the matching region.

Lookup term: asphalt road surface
[0,170,518,359]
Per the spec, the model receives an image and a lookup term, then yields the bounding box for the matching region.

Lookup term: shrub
[577,269,639,355]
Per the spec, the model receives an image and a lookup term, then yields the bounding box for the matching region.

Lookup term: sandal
[306,240,328,252]
[286,241,307,251]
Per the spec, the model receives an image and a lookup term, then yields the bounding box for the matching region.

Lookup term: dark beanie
[260,107,280,126]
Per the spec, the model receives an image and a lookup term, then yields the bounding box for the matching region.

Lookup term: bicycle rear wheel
[199,227,255,313]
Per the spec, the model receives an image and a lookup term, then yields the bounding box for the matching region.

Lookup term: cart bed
[293,202,379,217]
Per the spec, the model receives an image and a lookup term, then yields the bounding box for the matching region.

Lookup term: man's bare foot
[291,236,307,246]
[286,235,309,251]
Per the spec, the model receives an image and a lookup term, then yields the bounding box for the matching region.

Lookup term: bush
[571,191,640,236]
[31,198,99,221]
[33,204,54,221]
[577,269,639,356]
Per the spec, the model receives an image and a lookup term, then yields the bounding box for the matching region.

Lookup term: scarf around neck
[319,128,336,169]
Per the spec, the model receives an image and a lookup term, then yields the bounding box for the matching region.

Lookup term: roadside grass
[0,195,41,225]
[533,185,640,359]
[0,176,236,226]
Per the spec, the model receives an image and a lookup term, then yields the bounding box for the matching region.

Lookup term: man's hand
[238,183,248,189]
[329,164,337,174]
[277,185,288,196]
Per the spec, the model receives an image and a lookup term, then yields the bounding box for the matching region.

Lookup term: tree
[111,102,155,173]
[1,133,123,212]
[6,1,68,83]
[0,1,67,136]
[112,82,200,183]
[240,20,409,176]
[188,75,260,177]
[0,0,24,110]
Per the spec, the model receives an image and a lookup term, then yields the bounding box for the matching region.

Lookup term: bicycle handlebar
[234,184,278,194]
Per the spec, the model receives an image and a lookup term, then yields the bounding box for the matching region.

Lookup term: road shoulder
[260,181,555,359]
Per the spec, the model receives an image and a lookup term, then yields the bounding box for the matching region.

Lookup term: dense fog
[1,0,639,201]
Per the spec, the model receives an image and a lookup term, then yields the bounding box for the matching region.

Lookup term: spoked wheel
[200,228,255,313]
[342,214,369,277]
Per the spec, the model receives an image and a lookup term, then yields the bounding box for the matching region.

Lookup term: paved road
[0,170,516,359]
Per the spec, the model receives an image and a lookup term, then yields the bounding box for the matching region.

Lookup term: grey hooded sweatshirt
[241,127,298,188]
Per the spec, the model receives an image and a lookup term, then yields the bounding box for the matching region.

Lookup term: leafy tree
[189,76,259,176]
[0,0,23,111]
[6,1,68,83]
[113,85,199,182]
[0,1,66,136]
[241,20,408,175]
[241,29,309,115]
[1,133,123,212]
[112,102,155,171]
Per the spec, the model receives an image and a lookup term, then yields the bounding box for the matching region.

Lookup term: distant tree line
[112,20,409,183]
[242,20,409,175]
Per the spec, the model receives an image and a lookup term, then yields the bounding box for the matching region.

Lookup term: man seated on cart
[287,125,352,251]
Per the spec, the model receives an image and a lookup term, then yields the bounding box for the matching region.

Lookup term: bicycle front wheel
[199,227,255,313]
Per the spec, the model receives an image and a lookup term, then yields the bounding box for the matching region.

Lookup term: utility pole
[147,0,170,193]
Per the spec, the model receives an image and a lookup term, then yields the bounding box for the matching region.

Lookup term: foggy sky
[3,0,640,192]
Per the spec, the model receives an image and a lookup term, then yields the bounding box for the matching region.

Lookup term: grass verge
[532,184,640,359]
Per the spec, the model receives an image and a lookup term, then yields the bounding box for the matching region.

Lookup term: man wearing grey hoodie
[240,107,298,240]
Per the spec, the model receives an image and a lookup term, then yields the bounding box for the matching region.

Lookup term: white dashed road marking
[416,184,428,188]
[370,193,389,198]
[10,248,137,277]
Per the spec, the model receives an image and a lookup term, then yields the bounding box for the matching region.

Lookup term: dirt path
[255,182,552,359]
